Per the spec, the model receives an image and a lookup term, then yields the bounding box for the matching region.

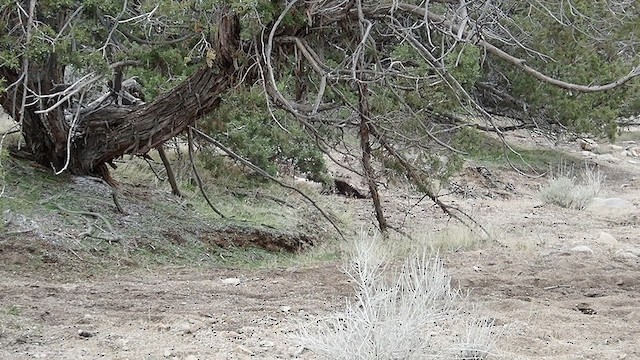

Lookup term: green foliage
[490,1,640,139]
[6,305,20,316]
[229,0,307,41]
[445,45,481,91]
[385,42,482,114]
[452,127,573,171]
[128,46,197,100]
[201,87,327,180]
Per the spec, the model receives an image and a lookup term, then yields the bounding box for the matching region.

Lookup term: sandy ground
[1,132,640,359]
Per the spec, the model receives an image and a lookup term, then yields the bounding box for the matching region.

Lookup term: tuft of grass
[456,318,500,360]
[7,304,20,316]
[294,231,499,359]
[539,165,602,210]
[453,127,578,172]
[1,149,344,276]
[384,224,494,258]
[616,129,640,143]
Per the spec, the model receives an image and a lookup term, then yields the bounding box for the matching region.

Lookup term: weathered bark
[358,81,387,233]
[0,9,241,181]
[157,146,181,197]
[73,65,235,179]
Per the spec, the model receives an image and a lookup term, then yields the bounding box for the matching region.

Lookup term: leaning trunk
[0,9,240,181]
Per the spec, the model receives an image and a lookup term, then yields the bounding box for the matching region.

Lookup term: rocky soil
[1,129,640,359]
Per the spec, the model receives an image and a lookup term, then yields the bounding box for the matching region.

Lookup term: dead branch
[191,127,346,241]
[396,3,640,93]
[187,127,224,218]
[157,145,182,197]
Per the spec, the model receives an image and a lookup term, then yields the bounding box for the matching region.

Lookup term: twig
[54,203,116,234]
[157,145,182,197]
[67,247,84,260]
[187,127,224,218]
[191,127,345,240]
[544,285,571,290]
[5,228,36,235]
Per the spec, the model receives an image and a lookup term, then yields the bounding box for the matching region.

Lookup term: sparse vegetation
[452,127,576,173]
[539,165,603,210]
[6,305,20,316]
[295,232,499,359]
[0,154,342,274]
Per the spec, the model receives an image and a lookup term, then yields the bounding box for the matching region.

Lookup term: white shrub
[294,232,499,359]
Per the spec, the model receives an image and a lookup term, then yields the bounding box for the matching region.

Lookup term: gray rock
[221,278,241,286]
[597,153,620,163]
[615,251,638,259]
[237,345,254,356]
[616,246,640,259]
[288,346,306,358]
[571,245,594,254]
[589,198,634,209]
[596,232,618,246]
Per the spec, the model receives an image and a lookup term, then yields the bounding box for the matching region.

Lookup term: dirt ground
[1,132,640,359]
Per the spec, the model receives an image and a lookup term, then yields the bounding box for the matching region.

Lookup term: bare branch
[396,3,640,92]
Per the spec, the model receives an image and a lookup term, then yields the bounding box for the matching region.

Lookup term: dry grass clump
[295,232,500,359]
[539,166,602,210]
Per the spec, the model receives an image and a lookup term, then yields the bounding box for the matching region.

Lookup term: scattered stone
[79,314,94,324]
[228,331,244,340]
[625,146,640,157]
[571,245,594,254]
[280,306,291,313]
[237,345,254,356]
[184,355,199,360]
[596,153,620,163]
[61,284,79,292]
[626,311,640,322]
[288,346,305,358]
[615,251,638,259]
[260,340,275,347]
[172,322,192,334]
[221,278,241,286]
[575,302,597,315]
[578,138,598,152]
[615,246,640,259]
[596,232,618,246]
[625,247,640,256]
[77,329,94,338]
[589,198,634,210]
[163,349,173,358]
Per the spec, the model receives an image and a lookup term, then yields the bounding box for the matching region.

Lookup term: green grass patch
[1,155,344,278]
[6,305,20,316]
[616,129,640,143]
[453,127,579,172]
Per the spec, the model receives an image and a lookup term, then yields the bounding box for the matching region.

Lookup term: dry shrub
[294,231,500,359]
[539,166,602,210]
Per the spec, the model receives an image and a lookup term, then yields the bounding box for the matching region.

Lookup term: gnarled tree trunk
[0,10,240,182]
